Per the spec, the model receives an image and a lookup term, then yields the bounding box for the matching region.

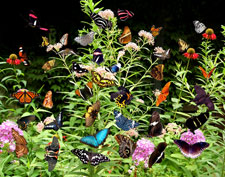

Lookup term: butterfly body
[43,90,53,109]
[150,25,163,37]
[199,66,215,79]
[84,100,100,127]
[11,128,28,158]
[178,39,189,52]
[174,140,209,158]
[17,115,36,130]
[75,82,93,100]
[156,82,171,106]
[115,134,136,158]
[45,136,60,172]
[148,111,163,137]
[74,31,95,46]
[11,89,39,104]
[150,64,164,81]
[149,142,167,168]
[44,112,63,131]
[193,20,206,33]
[90,13,112,29]
[80,128,109,148]
[92,71,115,87]
[19,46,30,66]
[93,48,104,65]
[117,9,134,21]
[71,149,110,166]
[114,110,139,131]
[119,26,132,44]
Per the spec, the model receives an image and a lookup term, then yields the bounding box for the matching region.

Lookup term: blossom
[165,123,182,135]
[6,54,21,65]
[152,89,161,97]
[0,120,23,153]
[138,30,155,45]
[124,42,140,51]
[36,121,44,132]
[136,98,144,104]
[202,28,216,40]
[132,138,155,167]
[98,9,114,19]
[180,129,205,145]
[94,66,116,80]
[117,50,125,61]
[183,48,199,59]
[154,47,165,54]
[125,128,139,138]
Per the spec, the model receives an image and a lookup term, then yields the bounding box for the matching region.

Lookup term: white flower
[154,46,165,54]
[124,42,140,51]
[138,30,154,45]
[98,9,114,19]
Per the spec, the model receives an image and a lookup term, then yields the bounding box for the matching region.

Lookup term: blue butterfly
[80,128,109,148]
[114,110,139,131]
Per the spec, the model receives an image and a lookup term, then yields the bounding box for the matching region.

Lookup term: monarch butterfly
[156,82,171,106]
[119,26,132,44]
[150,25,163,37]
[11,89,40,104]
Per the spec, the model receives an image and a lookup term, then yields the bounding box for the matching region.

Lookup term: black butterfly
[193,85,214,111]
[72,62,88,73]
[71,149,110,166]
[45,136,60,172]
[117,9,134,21]
[90,12,112,29]
[75,82,93,100]
[149,142,167,168]
[185,112,209,133]
[115,134,136,158]
[93,48,104,65]
[44,112,63,131]
[28,10,48,31]
[17,115,36,130]
[148,111,163,137]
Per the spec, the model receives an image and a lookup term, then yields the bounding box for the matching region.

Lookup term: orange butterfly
[43,90,53,109]
[119,26,132,44]
[19,46,30,66]
[11,89,39,104]
[156,82,171,106]
[150,25,163,37]
[199,66,216,79]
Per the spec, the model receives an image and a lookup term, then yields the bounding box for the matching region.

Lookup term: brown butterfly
[119,26,132,44]
[42,60,55,72]
[199,66,216,79]
[43,90,53,109]
[150,25,163,37]
[150,64,164,81]
[11,128,28,158]
[84,100,101,127]
[178,39,189,52]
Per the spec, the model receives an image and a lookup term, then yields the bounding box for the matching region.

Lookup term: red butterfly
[11,89,39,104]
[19,46,30,66]
[199,66,215,79]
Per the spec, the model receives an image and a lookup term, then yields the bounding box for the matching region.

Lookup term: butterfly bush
[0,120,23,152]
[138,30,154,45]
[132,138,155,168]
[180,129,205,144]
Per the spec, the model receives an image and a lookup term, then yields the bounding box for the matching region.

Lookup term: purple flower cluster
[132,138,155,168]
[180,129,205,144]
[0,120,23,153]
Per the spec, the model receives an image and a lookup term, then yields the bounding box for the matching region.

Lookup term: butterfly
[71,149,110,166]
[150,64,164,81]
[149,142,167,168]
[41,36,49,47]
[42,59,55,72]
[185,112,209,133]
[28,10,48,31]
[90,12,112,29]
[72,62,88,74]
[74,31,95,46]
[108,63,121,73]
[193,20,206,34]
[193,85,214,111]
[150,25,163,37]
[199,66,216,79]
[46,33,68,52]
[110,87,133,108]
[178,39,189,52]
[119,26,132,44]
[43,90,53,109]
[154,49,170,60]
[148,111,163,137]
[80,128,109,148]
[58,48,77,57]
[115,134,136,158]
[11,128,28,158]
[114,110,139,131]
[44,112,63,131]
[156,82,171,106]
[92,71,115,87]
[93,48,104,65]
[17,115,36,130]
[84,100,100,127]
[117,9,134,21]
[75,82,93,100]
[11,89,39,104]
[19,46,30,66]
[45,136,60,172]
[174,140,209,158]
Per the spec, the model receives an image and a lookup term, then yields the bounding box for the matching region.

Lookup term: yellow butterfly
[42,60,55,72]
[41,36,49,47]
[91,71,115,87]
[178,39,189,52]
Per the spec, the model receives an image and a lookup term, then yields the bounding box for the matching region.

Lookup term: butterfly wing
[190,142,209,158]
[93,48,104,65]
[148,111,163,137]
[156,82,171,106]
[42,60,56,72]
[17,115,36,130]
[19,46,29,66]
[29,11,39,28]
[199,66,208,78]
[43,91,53,109]
[91,71,114,87]
[89,152,110,166]
[117,9,134,21]
[84,100,100,127]
[90,13,112,29]
[25,91,39,103]
[44,121,59,131]
[95,128,109,147]
[60,33,68,46]
[119,26,132,44]
[204,97,215,111]
[150,25,163,37]
[80,135,98,148]
[208,67,216,78]
[193,85,207,105]
[72,62,88,73]
[154,49,170,60]
[174,140,190,158]
[74,31,95,46]
[41,36,49,47]
[150,64,164,81]
[193,20,206,33]
[178,39,189,52]
[71,149,90,164]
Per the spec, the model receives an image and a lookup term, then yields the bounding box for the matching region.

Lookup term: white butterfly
[193,20,206,34]
[74,31,95,46]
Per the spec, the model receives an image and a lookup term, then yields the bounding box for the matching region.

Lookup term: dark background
[0,0,224,57]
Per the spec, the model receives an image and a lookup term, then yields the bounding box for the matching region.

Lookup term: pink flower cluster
[36,116,56,132]
[132,138,155,168]
[180,129,205,144]
[0,120,23,153]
